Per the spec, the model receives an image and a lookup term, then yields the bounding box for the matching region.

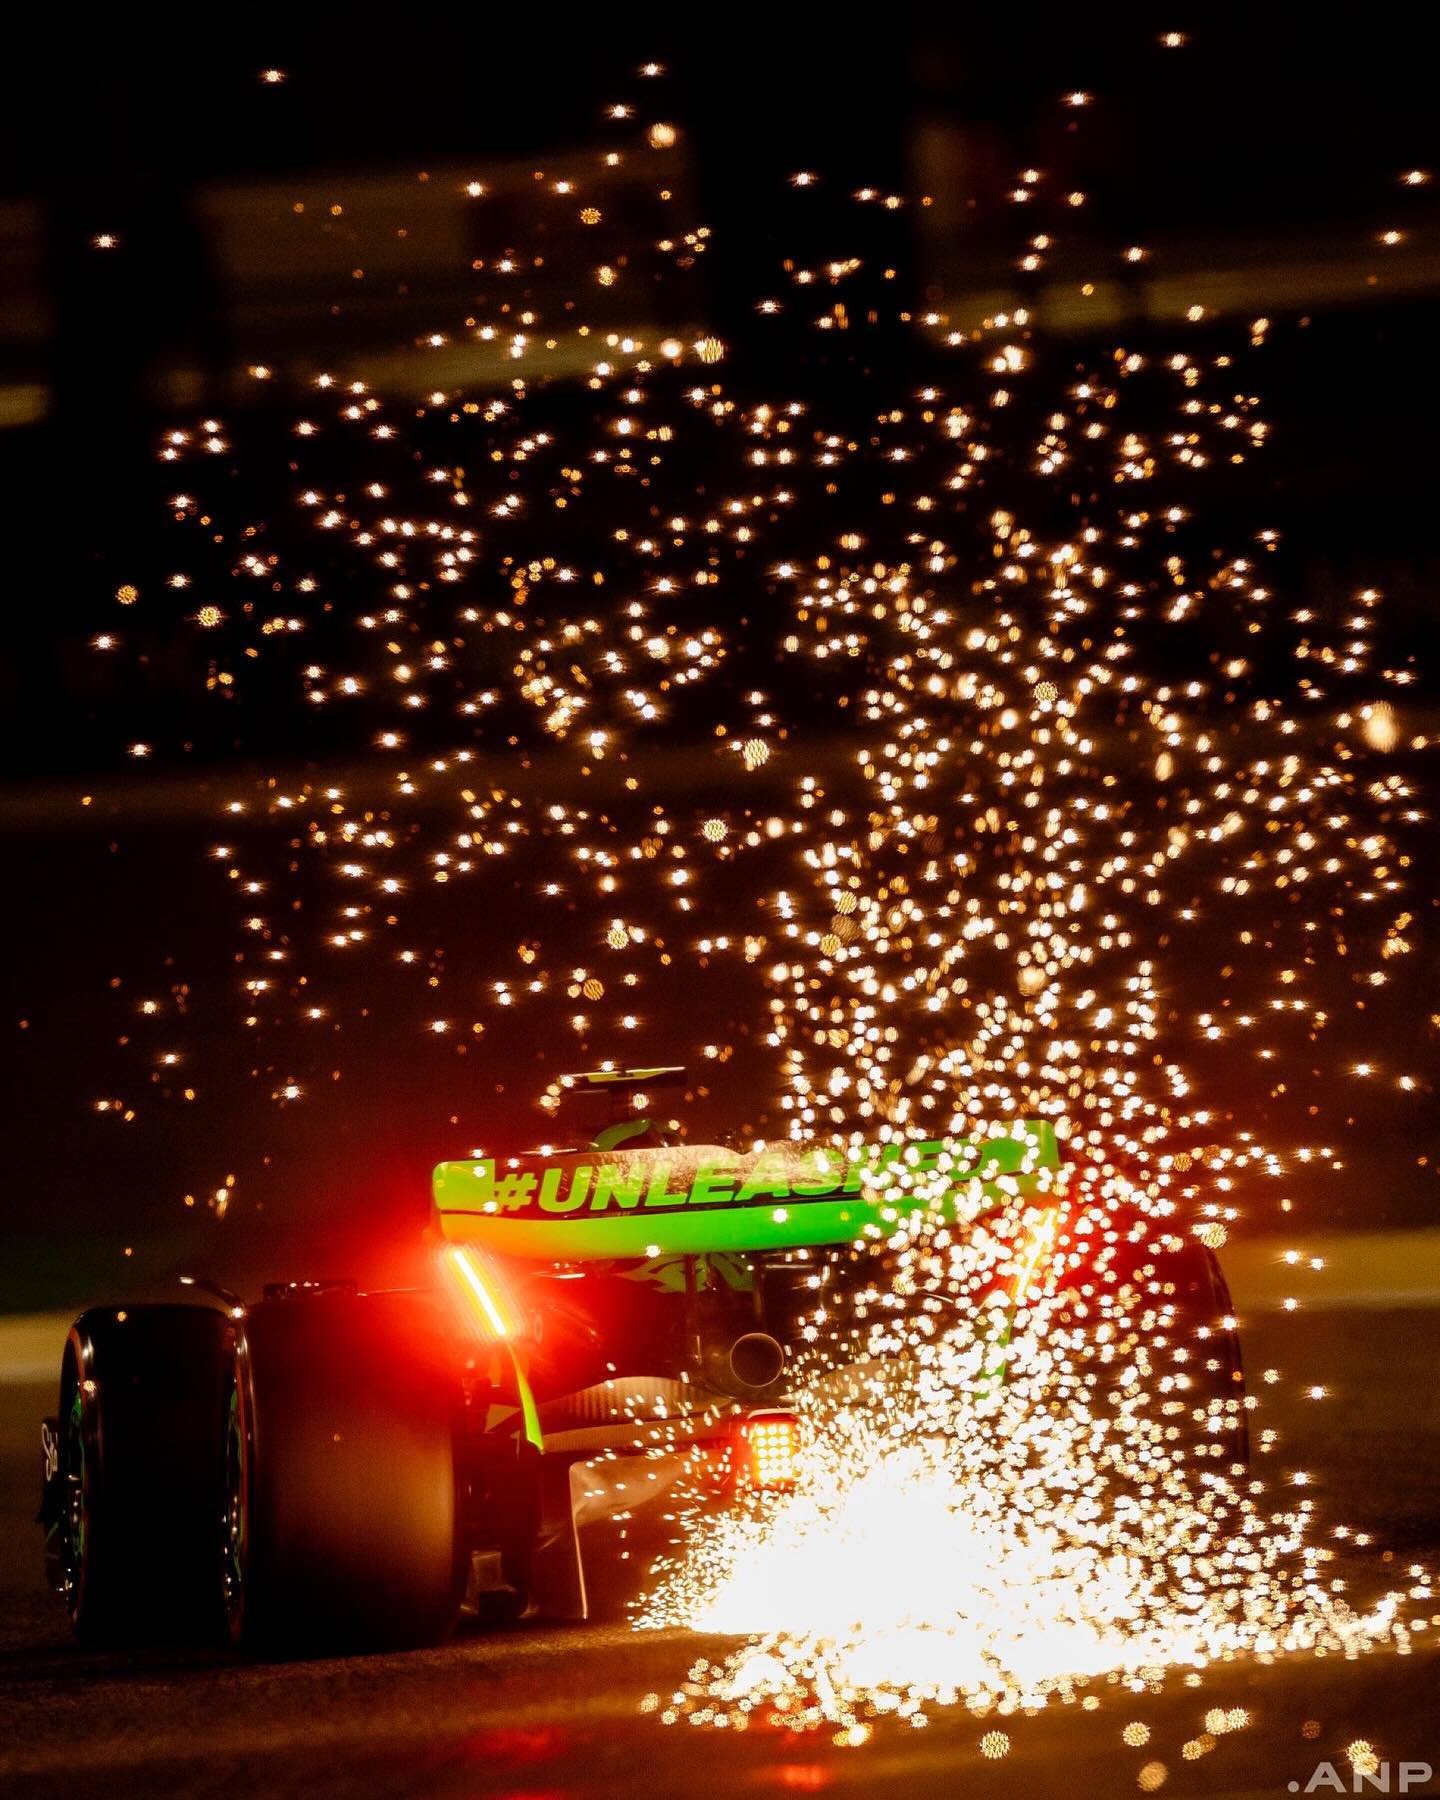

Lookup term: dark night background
[2,15,1438,1311]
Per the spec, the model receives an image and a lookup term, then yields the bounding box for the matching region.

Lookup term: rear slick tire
[1148,1237,1250,1480]
[238,1289,465,1652]
[55,1305,235,1645]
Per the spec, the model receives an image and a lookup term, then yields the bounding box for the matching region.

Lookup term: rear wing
[433,1120,1063,1260]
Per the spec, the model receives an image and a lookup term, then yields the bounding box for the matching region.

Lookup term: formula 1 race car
[39,1069,1247,1649]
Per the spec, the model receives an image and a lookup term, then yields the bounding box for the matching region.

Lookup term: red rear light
[741,1410,801,1490]
[441,1244,519,1340]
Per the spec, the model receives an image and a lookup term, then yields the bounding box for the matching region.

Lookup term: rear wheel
[237,1288,466,1650]
[1160,1237,1249,1476]
[1043,1229,1248,1489]
[51,1290,471,1652]
[52,1305,236,1644]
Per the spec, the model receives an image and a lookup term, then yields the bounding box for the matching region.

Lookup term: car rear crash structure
[39,1072,1247,1649]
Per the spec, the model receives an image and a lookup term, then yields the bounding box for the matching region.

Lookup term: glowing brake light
[442,1243,517,1339]
[741,1410,801,1490]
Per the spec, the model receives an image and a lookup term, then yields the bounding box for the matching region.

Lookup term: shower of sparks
[634,1163,1410,1735]
[91,38,1435,1756]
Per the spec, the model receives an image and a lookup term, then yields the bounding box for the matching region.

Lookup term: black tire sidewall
[59,1305,237,1644]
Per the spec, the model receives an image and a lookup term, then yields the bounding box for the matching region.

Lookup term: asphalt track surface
[1,1256,1438,1799]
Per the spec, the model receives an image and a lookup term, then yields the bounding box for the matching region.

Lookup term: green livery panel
[433,1121,1063,1259]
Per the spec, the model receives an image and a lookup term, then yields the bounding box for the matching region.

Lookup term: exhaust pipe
[726,1331,786,1391]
